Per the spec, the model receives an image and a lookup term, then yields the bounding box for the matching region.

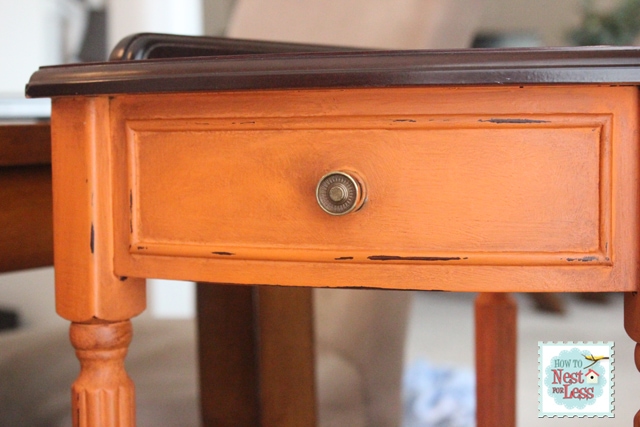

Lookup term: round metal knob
[316,171,366,215]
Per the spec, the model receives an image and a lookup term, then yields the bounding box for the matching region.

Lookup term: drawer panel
[125,113,610,265]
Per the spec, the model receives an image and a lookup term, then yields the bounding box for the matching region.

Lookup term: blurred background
[2,0,639,98]
[1,0,639,426]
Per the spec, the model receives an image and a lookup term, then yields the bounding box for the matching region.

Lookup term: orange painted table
[26,37,640,426]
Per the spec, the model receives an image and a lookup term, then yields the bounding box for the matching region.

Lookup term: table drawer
[126,114,609,264]
[110,86,638,291]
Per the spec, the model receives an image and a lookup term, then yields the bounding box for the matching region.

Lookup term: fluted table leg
[50,98,146,427]
[70,320,135,427]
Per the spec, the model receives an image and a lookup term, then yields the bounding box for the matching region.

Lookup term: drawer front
[126,115,608,265]
[110,87,638,291]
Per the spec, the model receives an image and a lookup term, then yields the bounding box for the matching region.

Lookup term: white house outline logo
[585,369,599,384]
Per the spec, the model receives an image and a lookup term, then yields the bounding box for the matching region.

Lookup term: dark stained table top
[26,34,640,98]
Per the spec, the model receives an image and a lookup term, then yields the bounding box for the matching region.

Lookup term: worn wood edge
[124,113,610,131]
[51,97,146,322]
[128,246,612,267]
[115,257,627,292]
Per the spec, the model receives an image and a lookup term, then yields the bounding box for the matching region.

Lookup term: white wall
[0,0,87,96]
[203,0,236,36]
[203,0,626,46]
[107,0,203,50]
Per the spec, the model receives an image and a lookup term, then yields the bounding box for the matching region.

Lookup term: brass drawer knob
[316,171,366,215]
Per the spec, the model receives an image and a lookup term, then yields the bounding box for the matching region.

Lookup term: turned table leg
[70,321,135,427]
[51,97,146,427]
[475,292,517,427]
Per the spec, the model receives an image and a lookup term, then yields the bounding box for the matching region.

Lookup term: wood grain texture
[197,284,315,427]
[0,123,50,166]
[0,122,53,272]
[110,86,639,292]
[0,164,52,272]
[51,97,145,322]
[255,286,315,427]
[475,293,516,427]
[70,321,135,427]
[625,293,640,342]
[130,116,605,259]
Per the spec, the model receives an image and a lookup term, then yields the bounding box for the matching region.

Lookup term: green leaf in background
[569,0,640,45]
